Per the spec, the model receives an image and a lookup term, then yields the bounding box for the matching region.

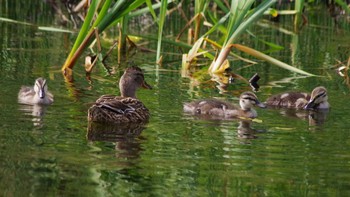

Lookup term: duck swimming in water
[18,77,54,105]
[88,66,152,124]
[183,92,266,119]
[265,86,329,110]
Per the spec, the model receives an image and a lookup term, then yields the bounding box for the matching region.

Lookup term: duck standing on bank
[265,86,329,110]
[183,92,266,119]
[88,66,152,124]
[18,77,54,105]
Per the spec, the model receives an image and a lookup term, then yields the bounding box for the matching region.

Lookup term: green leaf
[156,0,168,61]
[234,44,315,76]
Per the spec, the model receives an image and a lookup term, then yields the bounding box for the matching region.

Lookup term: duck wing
[18,86,35,97]
[184,99,238,115]
[88,95,149,123]
[265,92,310,108]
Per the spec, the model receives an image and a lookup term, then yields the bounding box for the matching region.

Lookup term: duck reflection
[268,107,329,127]
[308,110,329,127]
[184,113,265,140]
[87,122,146,160]
[237,120,266,139]
[18,104,48,127]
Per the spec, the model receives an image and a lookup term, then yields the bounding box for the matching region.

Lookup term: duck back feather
[88,95,150,123]
[265,92,310,109]
[183,92,265,119]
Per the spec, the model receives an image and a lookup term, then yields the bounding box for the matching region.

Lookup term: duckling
[304,86,329,109]
[265,86,329,110]
[183,92,266,119]
[18,77,54,105]
[88,66,152,124]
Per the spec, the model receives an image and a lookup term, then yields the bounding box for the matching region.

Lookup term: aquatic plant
[181,0,314,76]
[61,0,149,75]
[61,0,320,80]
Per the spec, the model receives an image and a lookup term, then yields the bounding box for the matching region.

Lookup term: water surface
[1,2,350,196]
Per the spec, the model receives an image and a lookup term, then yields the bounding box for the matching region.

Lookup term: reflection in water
[184,113,265,140]
[87,122,146,161]
[268,107,329,127]
[210,71,259,94]
[237,120,266,139]
[210,73,231,94]
[18,104,48,127]
[308,109,329,128]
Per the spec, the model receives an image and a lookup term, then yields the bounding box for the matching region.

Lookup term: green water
[1,2,350,196]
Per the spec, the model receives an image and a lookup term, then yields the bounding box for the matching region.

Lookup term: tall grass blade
[210,0,277,73]
[62,0,100,71]
[226,0,277,45]
[145,0,158,22]
[294,0,304,30]
[0,17,73,33]
[62,0,147,72]
[334,0,350,14]
[191,0,209,42]
[92,0,112,27]
[156,0,168,61]
[233,44,314,76]
[224,0,255,46]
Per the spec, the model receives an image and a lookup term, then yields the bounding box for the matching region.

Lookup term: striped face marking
[240,92,266,109]
[310,87,327,104]
[313,91,326,101]
[35,78,47,99]
[240,92,260,110]
[304,87,328,109]
[242,96,257,104]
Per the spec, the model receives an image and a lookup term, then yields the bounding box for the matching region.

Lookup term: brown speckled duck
[18,77,54,105]
[265,86,329,110]
[183,92,266,119]
[88,66,152,124]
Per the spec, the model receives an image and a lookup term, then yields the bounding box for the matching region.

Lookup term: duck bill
[304,100,316,110]
[256,101,266,108]
[142,81,152,90]
[39,88,45,99]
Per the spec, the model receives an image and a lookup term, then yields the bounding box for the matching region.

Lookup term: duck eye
[314,92,326,100]
[243,97,256,102]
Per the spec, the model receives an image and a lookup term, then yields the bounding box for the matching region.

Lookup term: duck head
[304,86,329,110]
[119,66,152,98]
[239,92,266,110]
[33,78,48,99]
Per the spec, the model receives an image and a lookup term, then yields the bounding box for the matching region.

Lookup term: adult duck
[88,66,152,124]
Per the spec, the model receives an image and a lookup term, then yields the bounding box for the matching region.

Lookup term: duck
[183,92,266,119]
[265,86,329,110]
[18,77,54,105]
[88,66,152,124]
